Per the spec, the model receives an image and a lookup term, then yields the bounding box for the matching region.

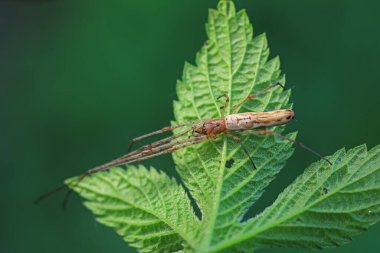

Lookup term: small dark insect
[35,82,331,208]
[225,159,235,168]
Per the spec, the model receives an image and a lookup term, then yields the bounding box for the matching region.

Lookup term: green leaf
[66,166,200,253]
[207,145,380,252]
[172,0,293,248]
[67,1,380,253]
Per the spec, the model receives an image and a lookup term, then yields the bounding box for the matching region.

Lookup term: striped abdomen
[225,109,295,130]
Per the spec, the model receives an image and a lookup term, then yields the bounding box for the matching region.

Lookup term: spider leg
[85,135,209,176]
[231,82,284,114]
[127,120,200,152]
[59,134,208,209]
[36,128,201,209]
[227,134,257,170]
[34,184,68,205]
[239,130,332,165]
[123,135,208,165]
[123,128,193,158]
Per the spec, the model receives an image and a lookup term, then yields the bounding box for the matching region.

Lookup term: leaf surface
[208,145,380,252]
[172,0,294,248]
[67,166,200,253]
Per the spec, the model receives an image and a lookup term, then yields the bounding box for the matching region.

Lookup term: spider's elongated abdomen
[225,109,295,130]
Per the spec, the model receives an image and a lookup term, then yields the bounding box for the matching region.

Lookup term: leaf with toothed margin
[172,0,294,248]
[206,145,380,252]
[66,166,200,253]
[66,1,380,252]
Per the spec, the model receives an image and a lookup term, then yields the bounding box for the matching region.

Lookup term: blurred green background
[1,0,380,252]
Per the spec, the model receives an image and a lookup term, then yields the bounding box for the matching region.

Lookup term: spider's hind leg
[227,134,257,170]
[239,130,332,165]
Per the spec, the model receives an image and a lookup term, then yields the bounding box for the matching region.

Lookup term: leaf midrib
[201,9,233,250]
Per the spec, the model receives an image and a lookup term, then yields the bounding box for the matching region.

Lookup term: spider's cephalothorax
[193,119,227,138]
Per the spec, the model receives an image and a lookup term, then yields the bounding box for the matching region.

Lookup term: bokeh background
[1,0,380,252]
